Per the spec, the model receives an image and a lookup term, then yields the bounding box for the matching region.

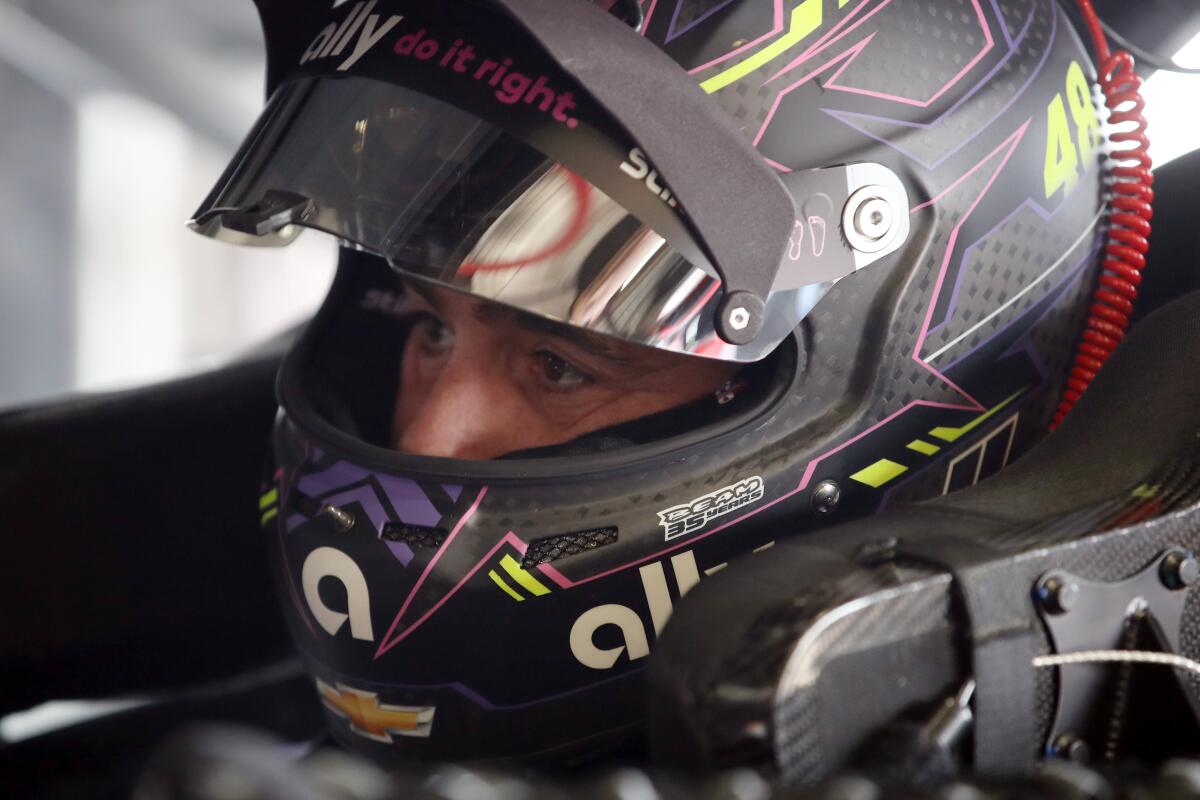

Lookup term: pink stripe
[753,36,873,146]
[907,119,1030,410]
[373,486,488,658]
[917,360,984,410]
[640,0,658,35]
[909,124,1025,213]
[536,561,573,588]
[687,0,786,74]
[911,120,1029,358]
[375,529,527,657]
[819,0,994,107]
[766,0,891,83]
[763,156,793,172]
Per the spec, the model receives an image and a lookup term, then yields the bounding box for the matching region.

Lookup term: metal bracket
[772,162,910,292]
[1034,548,1200,757]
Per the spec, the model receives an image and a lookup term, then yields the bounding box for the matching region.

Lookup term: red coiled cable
[1050,0,1154,429]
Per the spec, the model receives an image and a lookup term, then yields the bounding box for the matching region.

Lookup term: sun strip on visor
[485,0,795,346]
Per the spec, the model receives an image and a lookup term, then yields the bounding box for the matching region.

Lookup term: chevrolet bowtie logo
[317,680,435,742]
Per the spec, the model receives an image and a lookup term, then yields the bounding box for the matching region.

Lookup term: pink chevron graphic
[909,119,1032,406]
[374,529,526,657]
[753,35,877,147]
[687,0,786,74]
[374,487,491,658]
[765,0,993,110]
[641,0,658,35]
[819,2,993,107]
[819,0,1045,169]
[753,0,995,149]
[766,0,893,83]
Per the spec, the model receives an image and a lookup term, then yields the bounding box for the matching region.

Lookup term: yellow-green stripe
[500,554,551,596]
[850,458,908,488]
[259,487,279,510]
[701,0,823,93]
[929,389,1025,443]
[488,570,524,601]
[907,439,941,456]
[260,507,279,526]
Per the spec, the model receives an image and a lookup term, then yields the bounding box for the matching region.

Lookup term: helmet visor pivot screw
[842,186,900,254]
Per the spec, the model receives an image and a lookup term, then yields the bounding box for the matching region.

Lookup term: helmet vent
[380,522,448,548]
[521,527,618,568]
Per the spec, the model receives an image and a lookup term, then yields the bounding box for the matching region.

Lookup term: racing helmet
[190,0,1109,764]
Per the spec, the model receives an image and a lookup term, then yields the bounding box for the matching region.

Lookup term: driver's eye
[414,314,455,355]
[535,350,592,392]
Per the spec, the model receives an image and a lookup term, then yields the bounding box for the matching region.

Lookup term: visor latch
[218,189,315,238]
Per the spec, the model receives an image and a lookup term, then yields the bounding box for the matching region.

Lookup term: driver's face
[392,283,737,459]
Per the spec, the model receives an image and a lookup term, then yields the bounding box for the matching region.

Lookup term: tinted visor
[190,76,829,361]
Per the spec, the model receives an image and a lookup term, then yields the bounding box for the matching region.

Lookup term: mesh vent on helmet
[521,527,618,568]
[381,522,448,548]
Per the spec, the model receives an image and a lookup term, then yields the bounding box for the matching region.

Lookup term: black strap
[487,0,795,342]
[898,535,1038,775]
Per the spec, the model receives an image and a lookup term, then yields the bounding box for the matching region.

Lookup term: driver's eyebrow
[475,302,642,367]
[402,279,646,368]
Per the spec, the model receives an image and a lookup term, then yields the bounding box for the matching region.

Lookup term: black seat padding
[0,340,294,715]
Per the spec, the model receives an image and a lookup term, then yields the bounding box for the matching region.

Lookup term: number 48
[1044,60,1102,199]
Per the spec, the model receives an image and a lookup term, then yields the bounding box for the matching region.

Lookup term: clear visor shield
[190,76,839,361]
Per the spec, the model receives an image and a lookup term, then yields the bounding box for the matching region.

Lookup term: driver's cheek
[391,338,556,460]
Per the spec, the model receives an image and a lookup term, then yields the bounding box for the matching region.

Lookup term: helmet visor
[190,76,829,361]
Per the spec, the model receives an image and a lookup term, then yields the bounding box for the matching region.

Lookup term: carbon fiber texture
[772,573,957,782]
[770,494,1200,784]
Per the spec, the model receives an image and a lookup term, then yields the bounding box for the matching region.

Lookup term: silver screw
[728,306,750,331]
[854,197,893,240]
[811,480,841,515]
[842,186,899,254]
[321,503,356,532]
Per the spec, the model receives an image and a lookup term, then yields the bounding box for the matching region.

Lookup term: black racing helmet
[191,0,1108,764]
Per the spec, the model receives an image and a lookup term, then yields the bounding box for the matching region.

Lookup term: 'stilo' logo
[619,147,678,208]
[657,476,765,541]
